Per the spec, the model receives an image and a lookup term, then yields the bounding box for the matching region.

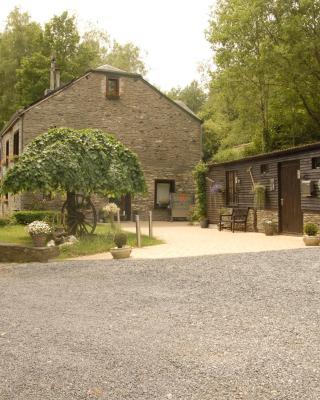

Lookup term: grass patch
[0,224,32,246]
[0,223,162,260]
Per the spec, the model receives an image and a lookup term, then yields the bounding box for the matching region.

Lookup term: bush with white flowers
[27,220,52,236]
[103,203,119,216]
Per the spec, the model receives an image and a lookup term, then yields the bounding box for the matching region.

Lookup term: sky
[0,0,216,91]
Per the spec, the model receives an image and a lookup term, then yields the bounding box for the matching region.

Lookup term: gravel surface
[1,249,320,399]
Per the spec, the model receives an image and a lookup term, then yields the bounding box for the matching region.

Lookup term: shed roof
[209,141,320,168]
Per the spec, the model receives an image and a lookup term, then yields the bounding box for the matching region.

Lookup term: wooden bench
[219,207,249,232]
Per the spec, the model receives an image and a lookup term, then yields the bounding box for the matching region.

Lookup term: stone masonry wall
[256,210,279,233]
[3,72,201,219]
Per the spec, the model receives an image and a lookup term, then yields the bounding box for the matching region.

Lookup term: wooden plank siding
[207,147,320,225]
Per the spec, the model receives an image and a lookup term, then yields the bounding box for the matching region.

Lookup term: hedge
[13,210,59,225]
[0,218,10,227]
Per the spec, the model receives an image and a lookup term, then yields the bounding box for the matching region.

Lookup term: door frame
[278,160,303,234]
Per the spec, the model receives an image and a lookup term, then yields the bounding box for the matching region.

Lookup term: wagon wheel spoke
[61,194,97,236]
[81,222,89,235]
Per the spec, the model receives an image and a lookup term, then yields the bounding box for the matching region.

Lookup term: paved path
[1,249,320,399]
[75,222,305,260]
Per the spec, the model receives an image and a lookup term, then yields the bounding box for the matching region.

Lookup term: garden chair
[219,207,249,232]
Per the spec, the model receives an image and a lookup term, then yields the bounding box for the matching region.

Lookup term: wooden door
[279,160,303,234]
[119,194,131,221]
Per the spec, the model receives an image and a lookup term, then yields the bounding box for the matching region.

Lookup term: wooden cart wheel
[61,194,97,236]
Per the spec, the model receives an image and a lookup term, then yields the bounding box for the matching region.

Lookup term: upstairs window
[155,180,175,208]
[260,164,269,174]
[226,170,238,206]
[106,78,120,98]
[312,157,320,169]
[13,131,19,157]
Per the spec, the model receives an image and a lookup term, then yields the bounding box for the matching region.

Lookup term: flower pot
[200,219,209,228]
[303,235,319,246]
[110,246,132,259]
[264,224,274,236]
[31,234,47,247]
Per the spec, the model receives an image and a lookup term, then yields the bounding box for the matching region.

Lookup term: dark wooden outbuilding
[206,142,320,234]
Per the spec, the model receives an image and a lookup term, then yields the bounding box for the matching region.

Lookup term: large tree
[166,80,207,114]
[0,7,42,127]
[204,0,320,161]
[0,8,147,130]
[1,128,146,234]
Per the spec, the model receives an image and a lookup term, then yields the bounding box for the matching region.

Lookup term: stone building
[0,62,202,220]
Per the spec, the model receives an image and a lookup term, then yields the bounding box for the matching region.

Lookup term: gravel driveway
[1,249,320,399]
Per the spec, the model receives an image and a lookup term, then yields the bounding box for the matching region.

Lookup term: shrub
[114,232,127,248]
[13,210,59,225]
[0,218,10,227]
[193,161,208,220]
[304,222,318,236]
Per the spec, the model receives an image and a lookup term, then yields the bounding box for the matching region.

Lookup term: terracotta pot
[110,246,132,259]
[303,235,319,246]
[31,234,47,247]
[200,219,209,229]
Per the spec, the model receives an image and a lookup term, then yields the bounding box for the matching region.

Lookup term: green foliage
[0,218,10,227]
[1,128,146,197]
[304,223,318,236]
[104,41,147,75]
[193,161,208,220]
[0,7,43,128]
[13,210,58,225]
[166,80,207,114]
[204,0,320,161]
[0,8,147,130]
[113,232,128,248]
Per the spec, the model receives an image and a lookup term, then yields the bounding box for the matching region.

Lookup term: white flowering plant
[26,221,52,236]
[103,203,119,216]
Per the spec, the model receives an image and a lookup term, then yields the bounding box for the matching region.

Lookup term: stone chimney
[50,57,56,90]
[45,56,61,95]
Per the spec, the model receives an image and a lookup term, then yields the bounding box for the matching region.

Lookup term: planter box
[0,243,59,263]
[303,236,319,246]
[110,246,132,259]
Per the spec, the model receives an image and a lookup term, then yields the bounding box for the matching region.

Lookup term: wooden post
[135,214,141,247]
[117,209,121,228]
[148,211,153,238]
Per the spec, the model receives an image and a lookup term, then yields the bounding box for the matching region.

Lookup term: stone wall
[0,243,59,262]
[256,209,279,233]
[1,72,201,219]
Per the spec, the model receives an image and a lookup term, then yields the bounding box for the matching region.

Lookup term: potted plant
[103,202,120,229]
[263,220,276,236]
[27,220,52,247]
[110,232,132,259]
[303,223,319,246]
[199,215,209,228]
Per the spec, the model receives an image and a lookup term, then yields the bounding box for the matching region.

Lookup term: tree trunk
[66,191,77,235]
